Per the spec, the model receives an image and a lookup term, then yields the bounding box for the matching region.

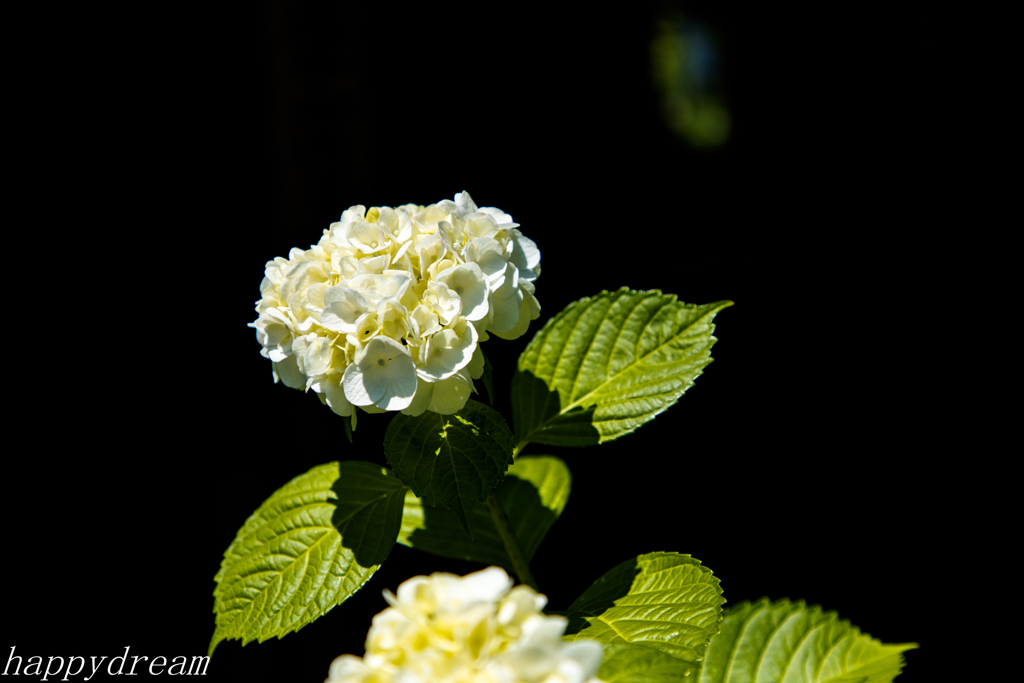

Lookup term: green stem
[485,488,538,591]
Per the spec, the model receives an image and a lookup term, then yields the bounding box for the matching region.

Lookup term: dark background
[6,2,951,681]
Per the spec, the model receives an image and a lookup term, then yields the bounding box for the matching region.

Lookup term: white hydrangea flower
[343,336,418,411]
[325,567,606,683]
[248,192,542,419]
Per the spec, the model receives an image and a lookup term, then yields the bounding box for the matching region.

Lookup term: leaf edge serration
[209,461,403,656]
[514,287,733,446]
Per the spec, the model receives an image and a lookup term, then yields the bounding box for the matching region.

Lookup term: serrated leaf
[597,643,696,682]
[512,288,732,446]
[384,400,514,538]
[564,552,725,668]
[697,598,916,683]
[397,455,571,567]
[209,461,406,656]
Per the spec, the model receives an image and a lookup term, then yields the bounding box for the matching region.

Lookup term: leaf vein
[560,304,724,414]
[567,290,621,403]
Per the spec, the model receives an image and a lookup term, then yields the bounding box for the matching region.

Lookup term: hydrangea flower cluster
[249,192,541,418]
[326,567,605,683]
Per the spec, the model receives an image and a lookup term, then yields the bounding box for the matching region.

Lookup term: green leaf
[564,552,725,670]
[498,455,572,559]
[481,350,495,405]
[696,598,916,683]
[396,455,571,567]
[512,288,732,447]
[597,643,695,683]
[384,400,514,538]
[209,461,406,656]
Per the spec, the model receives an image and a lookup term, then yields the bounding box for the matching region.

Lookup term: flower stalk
[485,488,538,590]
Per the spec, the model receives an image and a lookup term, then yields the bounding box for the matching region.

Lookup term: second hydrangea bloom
[326,567,605,683]
[249,192,541,417]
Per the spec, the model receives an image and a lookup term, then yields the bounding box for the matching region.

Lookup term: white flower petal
[323,567,603,683]
[460,567,513,603]
[435,263,489,321]
[423,281,462,326]
[454,191,478,216]
[467,343,485,380]
[321,304,360,334]
[438,220,468,257]
[426,369,474,414]
[343,361,385,406]
[463,214,500,241]
[302,335,332,378]
[464,237,509,289]
[321,375,354,417]
[377,351,417,411]
[272,355,305,389]
[343,336,418,411]
[414,234,446,280]
[410,304,441,339]
[487,263,523,333]
[344,221,388,254]
[326,654,373,683]
[355,252,391,274]
[419,320,478,380]
[253,192,540,420]
[509,229,541,275]
[493,288,540,341]
[478,205,515,225]
[400,377,433,417]
[560,640,605,679]
[377,206,400,238]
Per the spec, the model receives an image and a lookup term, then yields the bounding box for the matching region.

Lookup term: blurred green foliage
[651,17,731,148]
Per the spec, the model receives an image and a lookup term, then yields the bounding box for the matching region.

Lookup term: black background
[5,2,953,681]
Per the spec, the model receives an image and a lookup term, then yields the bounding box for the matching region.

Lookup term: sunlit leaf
[513,288,731,447]
[597,643,694,682]
[697,598,916,683]
[564,552,724,671]
[209,461,405,655]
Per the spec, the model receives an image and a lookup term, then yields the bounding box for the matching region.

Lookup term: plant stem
[485,488,538,591]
